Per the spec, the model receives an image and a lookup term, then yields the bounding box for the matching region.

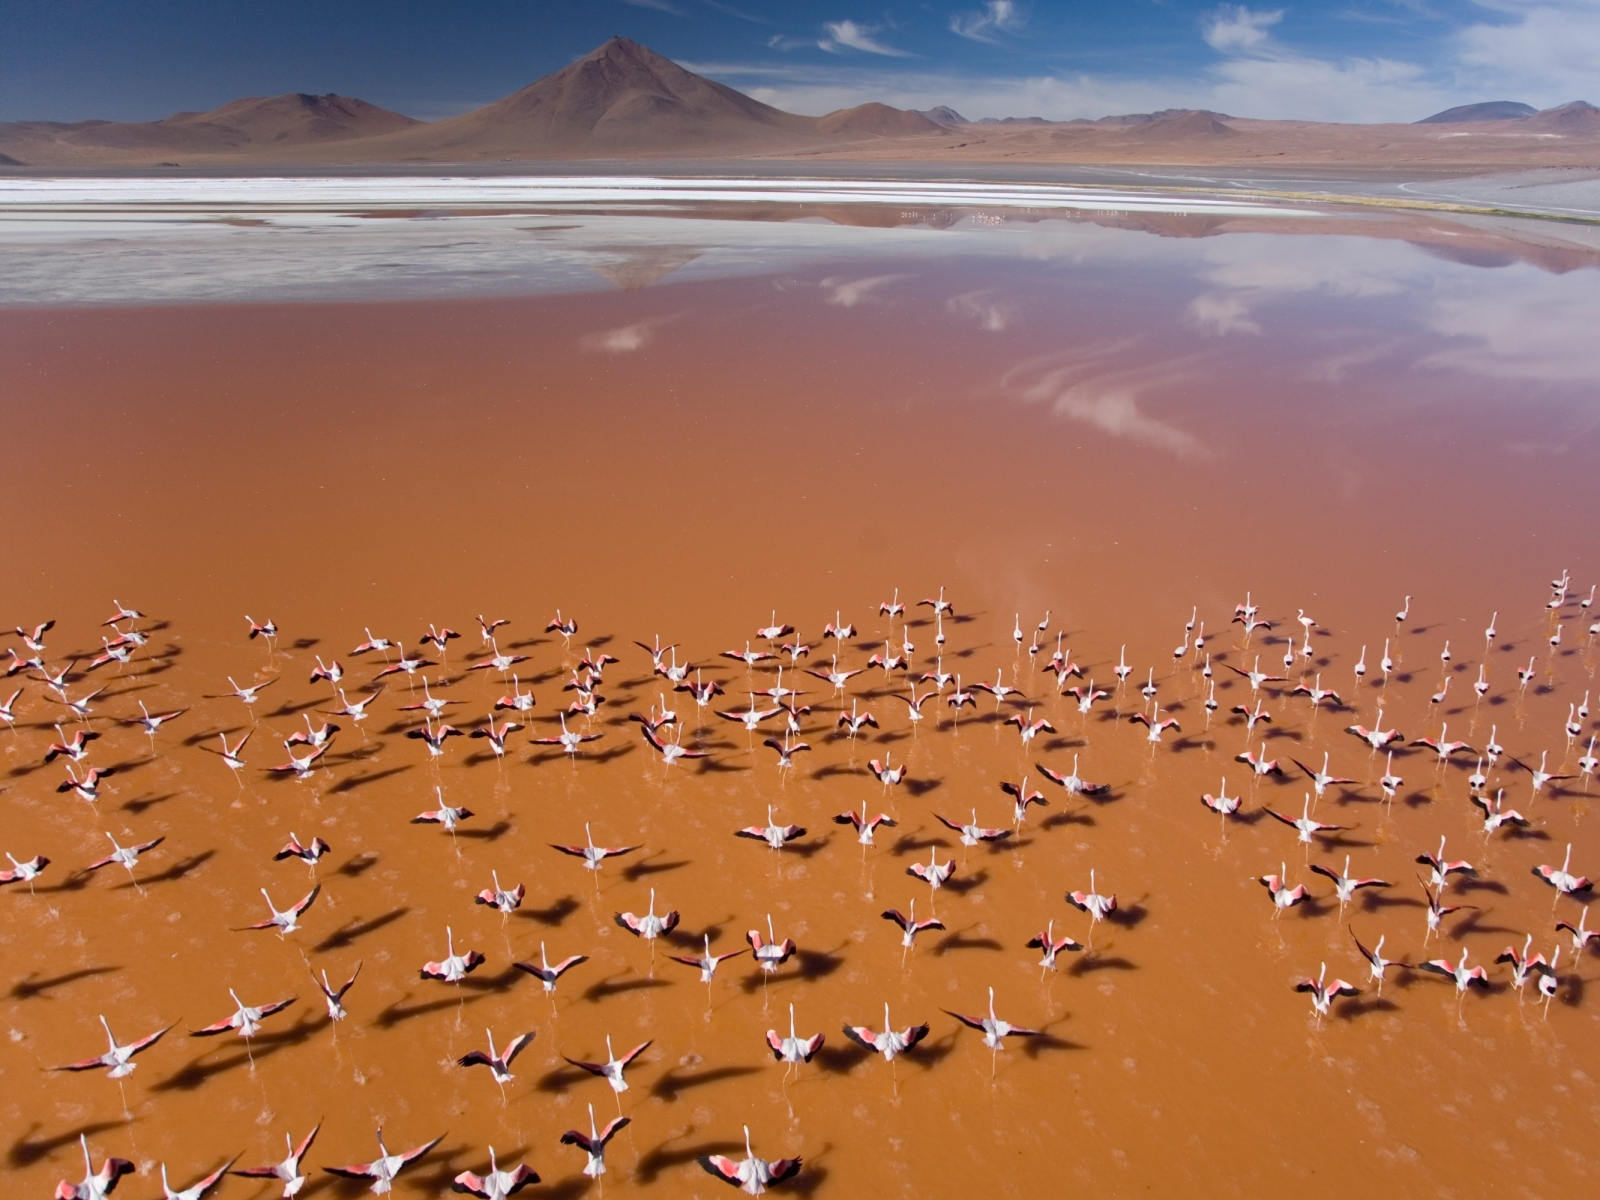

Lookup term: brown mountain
[0,92,417,165]
[1517,100,1600,132]
[372,36,815,158]
[1117,110,1238,141]
[816,103,943,138]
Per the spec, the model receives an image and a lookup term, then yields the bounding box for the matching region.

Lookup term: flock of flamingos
[5,572,1598,1198]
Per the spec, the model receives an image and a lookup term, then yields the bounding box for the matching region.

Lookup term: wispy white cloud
[618,0,685,13]
[819,20,915,57]
[1202,5,1284,52]
[948,288,1017,331]
[1000,349,1211,458]
[582,321,657,353]
[822,273,908,306]
[951,1,1027,44]
[1185,292,1261,335]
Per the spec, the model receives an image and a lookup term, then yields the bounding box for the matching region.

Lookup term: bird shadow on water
[9,1119,132,1169]
[888,832,953,857]
[120,791,177,815]
[152,1013,328,1092]
[515,894,581,927]
[649,1063,764,1103]
[622,853,690,882]
[944,871,989,896]
[328,765,411,794]
[372,990,490,1030]
[314,906,410,952]
[812,1042,871,1076]
[1022,1031,1086,1058]
[1040,810,1095,831]
[1106,900,1150,929]
[1334,996,1400,1021]
[932,928,1003,956]
[633,1132,744,1183]
[580,971,670,1004]
[456,819,513,843]
[9,964,119,1001]
[1069,952,1137,976]
[534,1062,590,1095]
[115,849,215,890]
[334,853,379,879]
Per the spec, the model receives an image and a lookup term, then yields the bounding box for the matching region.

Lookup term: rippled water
[1,179,1597,1198]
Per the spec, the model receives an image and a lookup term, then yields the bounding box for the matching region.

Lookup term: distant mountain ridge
[1417,101,1537,123]
[1,38,1597,169]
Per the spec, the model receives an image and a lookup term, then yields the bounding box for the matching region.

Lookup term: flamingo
[747,914,796,974]
[868,752,905,789]
[668,933,746,983]
[1292,752,1355,798]
[1556,909,1599,955]
[53,1135,134,1200]
[84,832,162,885]
[1416,836,1477,889]
[53,1015,173,1079]
[159,1158,238,1200]
[190,990,294,1040]
[1295,962,1359,1019]
[59,764,117,802]
[1418,948,1491,995]
[493,676,536,713]
[1264,796,1346,845]
[881,899,945,961]
[698,1127,803,1196]
[1470,789,1529,836]
[833,805,896,846]
[1532,844,1592,897]
[459,1028,536,1088]
[944,986,1042,1074]
[1259,863,1309,916]
[1038,755,1109,796]
[1349,928,1400,995]
[239,885,320,935]
[1026,920,1083,972]
[615,889,680,968]
[564,1035,651,1098]
[1201,778,1242,819]
[513,942,589,996]
[766,1004,825,1076]
[323,1129,443,1195]
[474,871,525,914]
[936,809,1012,848]
[0,851,49,891]
[1001,776,1048,825]
[452,1147,539,1199]
[560,1105,629,1179]
[907,849,955,894]
[551,824,639,873]
[470,713,524,758]
[419,927,484,983]
[1067,870,1117,941]
[1496,935,1549,995]
[230,1124,318,1197]
[1309,856,1390,910]
[412,787,473,832]
[312,962,360,1022]
[325,685,383,722]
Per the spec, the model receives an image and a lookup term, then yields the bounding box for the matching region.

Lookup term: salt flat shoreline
[4,161,1599,222]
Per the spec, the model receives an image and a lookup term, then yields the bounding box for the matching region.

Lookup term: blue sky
[1,1,1595,124]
